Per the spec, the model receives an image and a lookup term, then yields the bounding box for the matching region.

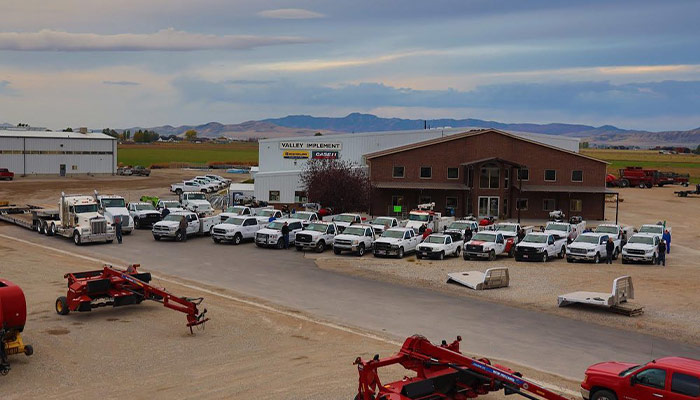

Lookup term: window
[446,197,458,210]
[518,167,529,181]
[447,167,459,179]
[418,195,432,205]
[243,218,256,226]
[294,191,307,203]
[290,222,302,230]
[269,190,280,202]
[71,165,78,170]
[543,199,556,211]
[327,225,335,234]
[672,373,700,397]
[504,168,510,189]
[572,170,583,182]
[570,199,582,212]
[420,166,432,179]
[365,229,373,237]
[445,236,452,244]
[544,169,556,182]
[393,166,405,178]
[480,163,500,189]
[516,198,528,211]
[636,368,667,390]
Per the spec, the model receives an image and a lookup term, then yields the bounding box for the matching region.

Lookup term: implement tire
[55,296,70,315]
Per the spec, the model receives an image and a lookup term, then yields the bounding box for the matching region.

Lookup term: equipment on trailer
[675,184,700,197]
[55,264,209,333]
[354,335,570,400]
[0,279,33,376]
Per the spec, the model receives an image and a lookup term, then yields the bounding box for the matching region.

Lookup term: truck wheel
[542,253,548,263]
[55,296,70,315]
[620,179,629,188]
[567,257,573,263]
[277,238,284,249]
[621,258,627,264]
[48,222,56,236]
[651,255,657,265]
[438,251,445,260]
[463,253,469,261]
[153,235,161,241]
[488,250,496,261]
[454,247,461,258]
[175,231,184,242]
[315,240,325,253]
[24,345,33,356]
[233,233,242,245]
[73,231,82,246]
[175,189,182,195]
[645,182,652,188]
[592,389,617,400]
[212,237,221,244]
[357,244,365,257]
[558,247,566,259]
[296,246,303,252]
[594,253,600,264]
[134,218,141,229]
[613,248,619,260]
[333,248,341,255]
[416,253,422,260]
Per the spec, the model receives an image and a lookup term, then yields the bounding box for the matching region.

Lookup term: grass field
[118,142,259,167]
[582,149,700,183]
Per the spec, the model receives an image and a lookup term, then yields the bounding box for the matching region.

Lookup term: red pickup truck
[0,168,14,181]
[582,357,700,400]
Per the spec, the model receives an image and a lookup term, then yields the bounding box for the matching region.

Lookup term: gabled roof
[363,128,607,164]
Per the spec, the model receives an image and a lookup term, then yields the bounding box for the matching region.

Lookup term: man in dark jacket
[657,239,666,266]
[178,215,188,242]
[605,237,615,264]
[161,207,170,219]
[114,216,123,244]
[281,221,290,249]
[517,228,526,243]
[418,224,427,235]
[464,227,473,242]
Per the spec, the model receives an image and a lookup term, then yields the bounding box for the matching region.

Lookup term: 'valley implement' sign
[279,141,342,151]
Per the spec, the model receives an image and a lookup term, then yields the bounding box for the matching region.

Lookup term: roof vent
[78,127,88,134]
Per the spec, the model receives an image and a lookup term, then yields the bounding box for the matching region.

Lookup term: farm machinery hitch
[354,335,570,400]
[56,264,209,333]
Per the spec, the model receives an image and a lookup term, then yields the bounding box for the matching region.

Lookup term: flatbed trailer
[0,204,57,231]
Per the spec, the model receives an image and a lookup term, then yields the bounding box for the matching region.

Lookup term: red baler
[0,279,33,375]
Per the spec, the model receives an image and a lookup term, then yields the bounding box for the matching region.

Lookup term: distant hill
[123,120,334,140]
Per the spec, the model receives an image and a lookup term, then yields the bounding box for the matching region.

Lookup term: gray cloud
[257,8,325,19]
[0,80,18,96]
[102,80,140,86]
[0,28,316,52]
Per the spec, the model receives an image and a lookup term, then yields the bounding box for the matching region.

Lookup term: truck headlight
[391,244,399,249]
[540,247,547,252]
[588,249,596,253]
[352,239,359,245]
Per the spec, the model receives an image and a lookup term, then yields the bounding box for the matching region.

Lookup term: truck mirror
[630,376,636,386]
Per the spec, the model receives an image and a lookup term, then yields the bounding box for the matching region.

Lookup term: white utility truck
[405,203,454,233]
[156,199,185,213]
[373,227,420,258]
[255,218,305,249]
[416,233,463,260]
[566,232,612,263]
[294,222,338,253]
[464,231,515,261]
[333,224,375,256]
[151,210,220,241]
[94,191,133,234]
[514,232,567,262]
[544,220,585,242]
[170,180,208,195]
[595,223,633,249]
[638,223,670,238]
[127,202,162,229]
[180,192,214,216]
[42,193,116,245]
[211,215,262,244]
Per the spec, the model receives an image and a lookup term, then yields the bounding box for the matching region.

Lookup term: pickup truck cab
[171,180,208,194]
[545,221,585,243]
[332,213,362,233]
[581,357,700,400]
[416,233,463,260]
[294,222,338,253]
[205,174,231,185]
[595,224,633,250]
[638,224,670,238]
[515,232,567,262]
[180,192,213,215]
[292,210,320,227]
[0,168,14,181]
[156,199,185,213]
[254,208,283,224]
[445,220,479,237]
[374,227,420,258]
[152,210,220,241]
[127,202,162,229]
[95,193,134,234]
[211,215,261,244]
[621,233,661,264]
[333,224,375,256]
[255,218,304,249]
[464,231,515,261]
[368,217,400,236]
[493,222,532,243]
[567,233,611,263]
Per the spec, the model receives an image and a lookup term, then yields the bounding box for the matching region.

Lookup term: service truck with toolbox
[373,227,420,258]
[294,221,338,253]
[464,230,515,260]
[567,232,612,263]
[211,215,261,244]
[333,224,375,256]
[493,222,533,242]
[404,204,454,233]
[445,219,479,237]
[514,232,567,262]
[416,232,463,260]
[94,191,133,234]
[545,219,586,243]
[595,224,633,249]
[179,191,214,216]
[151,210,220,241]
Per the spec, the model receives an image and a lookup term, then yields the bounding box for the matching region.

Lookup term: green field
[117,142,259,167]
[582,149,700,183]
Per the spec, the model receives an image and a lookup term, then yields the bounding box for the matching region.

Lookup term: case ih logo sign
[312,151,338,160]
[279,141,342,151]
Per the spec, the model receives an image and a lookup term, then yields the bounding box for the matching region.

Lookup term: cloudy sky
[0,0,698,131]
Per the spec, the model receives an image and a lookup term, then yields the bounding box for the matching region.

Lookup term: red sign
[312,151,339,160]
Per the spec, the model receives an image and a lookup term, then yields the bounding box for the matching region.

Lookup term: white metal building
[254,127,580,204]
[0,129,117,176]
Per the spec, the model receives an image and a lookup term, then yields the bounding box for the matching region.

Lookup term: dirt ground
[313,185,700,345]
[0,232,577,399]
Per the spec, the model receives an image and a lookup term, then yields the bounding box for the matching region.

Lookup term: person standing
[178,215,188,242]
[281,221,290,249]
[517,228,525,243]
[605,237,615,264]
[464,226,473,242]
[662,229,671,254]
[418,223,427,235]
[114,216,123,244]
[657,239,666,266]
[161,206,170,219]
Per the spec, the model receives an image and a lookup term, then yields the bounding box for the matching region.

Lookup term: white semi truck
[94,191,133,234]
[33,194,116,245]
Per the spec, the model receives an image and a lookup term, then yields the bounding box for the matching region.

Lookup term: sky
[0,0,698,131]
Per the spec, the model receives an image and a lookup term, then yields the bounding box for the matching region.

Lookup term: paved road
[4,224,699,379]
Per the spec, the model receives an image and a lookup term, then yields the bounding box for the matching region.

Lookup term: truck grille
[516,246,537,253]
[569,248,587,254]
[466,244,483,252]
[418,246,433,253]
[335,239,352,246]
[296,233,312,243]
[213,228,227,235]
[374,242,392,251]
[256,233,268,242]
[627,249,645,255]
[154,225,170,232]
[91,219,107,234]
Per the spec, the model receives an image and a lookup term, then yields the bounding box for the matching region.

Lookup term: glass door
[478,196,499,218]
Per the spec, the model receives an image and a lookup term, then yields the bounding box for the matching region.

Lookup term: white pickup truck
[638,223,670,238]
[416,233,463,260]
[195,176,226,191]
[373,227,420,258]
[156,199,185,213]
[94,192,134,234]
[566,232,612,263]
[254,208,283,223]
[368,216,400,236]
[493,222,533,243]
[127,202,162,229]
[331,213,363,233]
[621,233,661,264]
[152,210,221,241]
[171,180,208,195]
[544,220,585,243]
[180,192,214,215]
[192,178,219,193]
[333,224,375,256]
[294,222,338,253]
[464,231,516,261]
[211,215,262,244]
[291,210,320,227]
[444,220,479,240]
[514,232,567,262]
[594,224,633,255]
[254,218,304,249]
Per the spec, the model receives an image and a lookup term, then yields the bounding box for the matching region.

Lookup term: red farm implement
[355,335,570,400]
[0,279,33,376]
[55,264,209,333]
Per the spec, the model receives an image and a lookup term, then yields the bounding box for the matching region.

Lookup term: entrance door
[478,196,499,218]
[59,164,66,176]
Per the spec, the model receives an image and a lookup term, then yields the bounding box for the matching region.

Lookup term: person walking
[662,229,671,254]
[178,215,188,242]
[657,239,666,266]
[281,221,290,249]
[464,226,473,242]
[605,237,615,264]
[114,216,123,244]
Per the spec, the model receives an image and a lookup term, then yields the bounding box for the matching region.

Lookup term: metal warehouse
[0,128,117,176]
[254,128,580,204]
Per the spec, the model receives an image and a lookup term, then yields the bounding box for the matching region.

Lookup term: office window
[418,195,432,204]
[479,163,500,189]
[269,190,280,202]
[543,199,556,211]
[447,167,459,179]
[570,199,582,212]
[517,167,529,181]
[420,167,432,179]
[294,191,307,203]
[504,168,510,189]
[544,169,556,182]
[393,166,405,178]
[446,196,458,209]
[516,198,528,211]
[572,170,583,182]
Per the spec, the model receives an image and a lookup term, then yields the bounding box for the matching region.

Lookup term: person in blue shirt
[662,229,671,254]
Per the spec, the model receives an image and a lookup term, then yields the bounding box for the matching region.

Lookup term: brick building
[364,129,611,220]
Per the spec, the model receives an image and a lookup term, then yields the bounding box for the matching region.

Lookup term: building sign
[393,205,402,213]
[279,141,343,151]
[282,150,309,159]
[312,151,339,160]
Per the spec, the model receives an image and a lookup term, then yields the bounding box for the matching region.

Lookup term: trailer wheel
[233,233,242,245]
[55,296,70,315]
[73,231,82,246]
[24,345,33,356]
[592,389,617,400]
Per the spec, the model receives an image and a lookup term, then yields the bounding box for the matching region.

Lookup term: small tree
[185,129,197,142]
[63,127,73,132]
[314,132,323,136]
[300,159,370,213]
